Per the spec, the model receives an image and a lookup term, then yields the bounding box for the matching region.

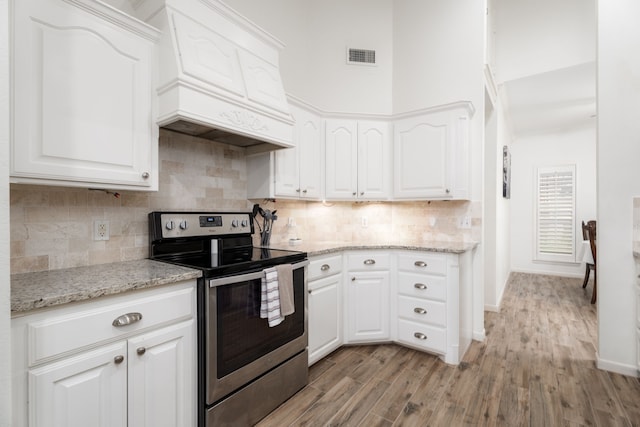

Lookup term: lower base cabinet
[12,281,197,427]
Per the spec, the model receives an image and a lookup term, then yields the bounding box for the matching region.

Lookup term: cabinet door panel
[357,121,391,200]
[29,342,128,427]
[275,146,299,197]
[298,111,323,199]
[325,120,358,199]
[12,0,156,189]
[394,115,449,199]
[346,271,389,342]
[128,320,195,427]
[308,275,342,365]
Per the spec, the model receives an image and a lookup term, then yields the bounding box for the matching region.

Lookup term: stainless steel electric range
[148,211,309,426]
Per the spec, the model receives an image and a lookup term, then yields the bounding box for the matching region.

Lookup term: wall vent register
[347,48,376,65]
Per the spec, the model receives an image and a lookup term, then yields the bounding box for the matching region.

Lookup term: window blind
[535,165,576,263]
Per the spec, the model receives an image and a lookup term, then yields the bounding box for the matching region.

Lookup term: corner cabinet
[11,281,197,427]
[11,0,160,191]
[344,252,391,343]
[247,104,323,200]
[393,103,474,200]
[325,120,392,201]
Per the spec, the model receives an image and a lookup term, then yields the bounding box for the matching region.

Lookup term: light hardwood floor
[257,273,640,426]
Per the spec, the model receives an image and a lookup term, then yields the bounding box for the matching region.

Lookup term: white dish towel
[260,266,283,327]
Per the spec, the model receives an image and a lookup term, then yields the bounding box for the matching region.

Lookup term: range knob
[179,220,188,230]
[166,220,175,230]
[241,219,249,227]
[231,219,239,228]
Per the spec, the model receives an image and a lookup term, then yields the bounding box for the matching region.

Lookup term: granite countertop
[11,259,202,314]
[271,240,479,256]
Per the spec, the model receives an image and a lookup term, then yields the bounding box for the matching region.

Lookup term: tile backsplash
[10,130,481,274]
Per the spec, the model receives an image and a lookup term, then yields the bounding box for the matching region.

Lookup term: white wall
[224,0,394,114]
[483,90,512,311]
[493,0,596,83]
[0,0,11,423]
[596,0,640,376]
[510,125,597,277]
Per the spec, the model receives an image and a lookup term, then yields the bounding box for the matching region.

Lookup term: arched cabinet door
[11,0,160,191]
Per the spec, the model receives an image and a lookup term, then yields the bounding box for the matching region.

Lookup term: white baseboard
[597,353,639,378]
[473,329,486,342]
[510,268,583,279]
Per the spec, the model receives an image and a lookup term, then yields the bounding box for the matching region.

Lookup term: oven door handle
[208,260,309,288]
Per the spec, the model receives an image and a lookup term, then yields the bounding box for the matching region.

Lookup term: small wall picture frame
[503,145,511,199]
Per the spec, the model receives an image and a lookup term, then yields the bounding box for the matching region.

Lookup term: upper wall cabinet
[393,103,474,200]
[247,104,323,200]
[10,0,160,191]
[325,120,392,201]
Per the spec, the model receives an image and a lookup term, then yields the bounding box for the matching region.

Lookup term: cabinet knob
[114,355,124,364]
[414,283,427,290]
[352,192,357,196]
[414,307,427,315]
[360,192,364,196]
[112,312,143,327]
[351,277,356,282]
[142,172,150,179]
[320,264,331,271]
[303,189,308,193]
[136,347,146,356]
[296,188,301,193]
[414,332,428,340]
[363,259,376,266]
[445,188,450,194]
[308,289,313,294]
[414,261,427,268]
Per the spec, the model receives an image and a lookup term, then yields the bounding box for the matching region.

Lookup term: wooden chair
[581,220,597,304]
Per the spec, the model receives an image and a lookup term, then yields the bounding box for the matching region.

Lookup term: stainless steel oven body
[205,261,308,425]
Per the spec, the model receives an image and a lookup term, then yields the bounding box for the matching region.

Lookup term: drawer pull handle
[414,261,427,268]
[363,259,376,265]
[414,307,427,315]
[137,347,146,356]
[320,264,331,271]
[414,283,427,290]
[414,332,428,340]
[351,277,356,282]
[112,312,143,327]
[114,355,124,364]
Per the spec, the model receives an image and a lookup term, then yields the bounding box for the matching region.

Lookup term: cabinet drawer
[28,286,195,366]
[397,319,446,353]
[398,272,446,301]
[397,253,446,275]
[397,295,446,327]
[309,255,343,281]
[347,252,391,270]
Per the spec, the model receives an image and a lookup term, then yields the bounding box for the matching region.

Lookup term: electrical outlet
[361,216,368,228]
[458,216,471,229]
[94,220,110,241]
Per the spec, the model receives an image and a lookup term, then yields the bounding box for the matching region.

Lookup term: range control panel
[158,212,253,238]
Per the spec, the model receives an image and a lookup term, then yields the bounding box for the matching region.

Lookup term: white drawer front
[309,254,343,281]
[28,286,195,366]
[347,252,391,270]
[398,319,446,353]
[397,295,446,327]
[398,272,446,301]
[397,253,447,276]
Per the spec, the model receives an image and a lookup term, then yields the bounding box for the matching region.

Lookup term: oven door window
[215,268,304,378]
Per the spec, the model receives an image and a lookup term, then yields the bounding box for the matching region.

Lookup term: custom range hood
[134,0,294,154]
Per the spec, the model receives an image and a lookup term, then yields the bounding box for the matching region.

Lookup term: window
[535,165,576,263]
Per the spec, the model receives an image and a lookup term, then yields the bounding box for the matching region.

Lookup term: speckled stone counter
[271,240,478,257]
[11,259,202,314]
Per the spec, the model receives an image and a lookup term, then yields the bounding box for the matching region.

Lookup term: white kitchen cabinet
[308,254,343,365]
[345,252,390,343]
[325,120,391,201]
[12,281,197,427]
[247,104,323,200]
[11,0,160,191]
[395,251,472,364]
[393,103,473,200]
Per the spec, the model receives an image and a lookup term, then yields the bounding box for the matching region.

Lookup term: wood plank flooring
[256,273,640,426]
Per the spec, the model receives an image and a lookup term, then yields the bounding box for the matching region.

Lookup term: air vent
[347,48,376,66]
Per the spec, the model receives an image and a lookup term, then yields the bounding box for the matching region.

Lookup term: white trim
[473,329,486,342]
[510,268,583,279]
[596,354,639,378]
